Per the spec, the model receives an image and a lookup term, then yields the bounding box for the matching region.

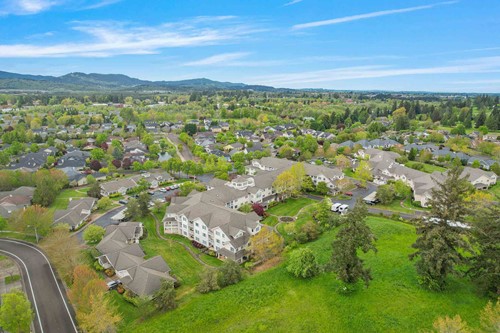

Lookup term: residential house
[364,148,497,206]
[100,178,139,196]
[0,187,35,218]
[8,147,56,172]
[96,222,175,296]
[53,197,97,230]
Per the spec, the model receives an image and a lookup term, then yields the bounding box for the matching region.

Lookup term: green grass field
[267,197,315,216]
[49,187,89,211]
[139,215,206,292]
[486,182,500,200]
[405,161,447,174]
[262,215,279,227]
[374,198,428,214]
[124,216,487,333]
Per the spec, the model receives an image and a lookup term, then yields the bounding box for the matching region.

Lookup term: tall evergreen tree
[475,110,487,128]
[410,167,472,290]
[330,199,377,286]
[468,203,500,296]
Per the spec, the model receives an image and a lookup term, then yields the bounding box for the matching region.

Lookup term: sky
[0,0,499,92]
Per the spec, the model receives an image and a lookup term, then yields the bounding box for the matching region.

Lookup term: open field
[49,187,89,211]
[124,216,487,333]
[267,197,315,216]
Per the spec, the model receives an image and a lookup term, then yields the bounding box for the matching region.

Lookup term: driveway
[0,239,78,333]
[305,180,378,209]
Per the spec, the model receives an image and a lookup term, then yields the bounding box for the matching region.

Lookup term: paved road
[306,180,426,220]
[305,181,378,209]
[0,239,78,333]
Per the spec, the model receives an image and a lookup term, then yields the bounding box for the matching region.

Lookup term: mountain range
[0,70,280,92]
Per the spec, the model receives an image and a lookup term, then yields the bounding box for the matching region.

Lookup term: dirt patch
[252,256,282,273]
[279,216,295,223]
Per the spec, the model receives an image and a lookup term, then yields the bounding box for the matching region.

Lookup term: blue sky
[0,0,499,92]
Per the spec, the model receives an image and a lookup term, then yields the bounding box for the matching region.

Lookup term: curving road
[0,239,78,333]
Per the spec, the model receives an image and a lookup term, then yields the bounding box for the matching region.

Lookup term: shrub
[286,248,320,279]
[104,268,115,277]
[252,203,265,216]
[116,285,125,294]
[93,260,104,272]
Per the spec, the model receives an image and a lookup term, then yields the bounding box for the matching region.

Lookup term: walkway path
[149,213,214,267]
[167,133,199,162]
[270,201,316,237]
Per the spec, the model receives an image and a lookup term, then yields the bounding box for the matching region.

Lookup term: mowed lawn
[139,215,205,294]
[49,187,89,211]
[127,216,487,333]
[487,182,500,200]
[405,161,447,174]
[266,197,315,216]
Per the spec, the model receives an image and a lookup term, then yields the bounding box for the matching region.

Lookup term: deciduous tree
[217,261,244,288]
[83,225,106,245]
[0,290,33,333]
[125,198,141,221]
[431,315,470,333]
[153,280,177,312]
[353,160,373,186]
[9,205,53,238]
[87,182,102,199]
[248,226,283,262]
[287,247,320,279]
[197,268,220,294]
[77,294,121,333]
[41,226,83,284]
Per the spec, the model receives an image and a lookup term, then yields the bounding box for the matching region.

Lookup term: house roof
[53,197,96,227]
[120,256,174,297]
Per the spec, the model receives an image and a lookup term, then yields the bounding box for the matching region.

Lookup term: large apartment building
[163,157,345,262]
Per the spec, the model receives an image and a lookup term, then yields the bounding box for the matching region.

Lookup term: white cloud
[184,52,250,66]
[0,18,259,58]
[0,0,59,15]
[83,0,121,10]
[0,0,124,15]
[251,56,500,87]
[284,0,303,7]
[25,31,55,39]
[292,1,458,30]
[451,79,500,85]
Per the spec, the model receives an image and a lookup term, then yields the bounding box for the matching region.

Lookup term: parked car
[107,280,121,290]
[118,199,128,205]
[147,191,155,195]
[159,188,167,193]
[331,203,342,212]
[165,186,171,191]
[344,192,353,196]
[338,204,349,214]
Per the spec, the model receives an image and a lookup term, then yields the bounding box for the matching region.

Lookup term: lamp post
[28,224,39,243]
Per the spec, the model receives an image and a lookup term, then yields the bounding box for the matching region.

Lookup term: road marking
[0,249,44,333]
[0,239,79,333]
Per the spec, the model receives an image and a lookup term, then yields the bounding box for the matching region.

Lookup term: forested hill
[0,71,279,92]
